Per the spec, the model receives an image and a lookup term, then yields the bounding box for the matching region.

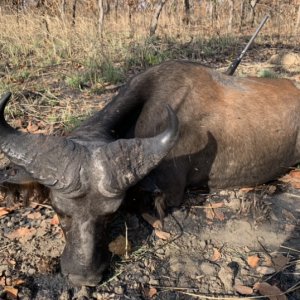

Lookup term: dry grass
[0,2,299,131]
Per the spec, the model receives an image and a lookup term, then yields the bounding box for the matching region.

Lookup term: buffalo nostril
[68,273,102,287]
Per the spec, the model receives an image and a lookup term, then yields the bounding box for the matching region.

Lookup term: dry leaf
[5,227,37,241]
[272,255,289,271]
[247,254,260,268]
[142,213,162,229]
[280,170,300,189]
[51,214,60,225]
[26,121,39,133]
[0,207,11,218]
[267,185,276,194]
[204,207,215,220]
[27,211,41,220]
[108,235,131,256]
[256,266,276,275]
[204,202,224,209]
[12,278,25,286]
[144,287,157,298]
[234,284,253,295]
[213,208,225,221]
[211,248,221,261]
[4,286,18,299]
[239,187,254,193]
[154,229,171,240]
[204,203,225,221]
[0,276,5,286]
[254,282,287,300]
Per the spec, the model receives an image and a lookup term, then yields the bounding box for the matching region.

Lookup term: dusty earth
[0,49,300,300]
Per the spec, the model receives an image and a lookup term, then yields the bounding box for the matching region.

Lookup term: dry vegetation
[0,0,299,132]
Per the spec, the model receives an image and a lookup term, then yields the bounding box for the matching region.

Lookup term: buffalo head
[0,92,179,286]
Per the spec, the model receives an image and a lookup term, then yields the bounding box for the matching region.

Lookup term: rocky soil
[0,182,300,300]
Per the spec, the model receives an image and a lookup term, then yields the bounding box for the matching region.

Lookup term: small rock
[234,284,254,295]
[256,266,276,275]
[200,261,218,276]
[114,286,124,295]
[28,268,36,275]
[218,266,234,291]
[149,278,159,285]
[199,240,206,249]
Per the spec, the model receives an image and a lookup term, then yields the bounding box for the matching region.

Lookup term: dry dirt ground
[0,49,300,300]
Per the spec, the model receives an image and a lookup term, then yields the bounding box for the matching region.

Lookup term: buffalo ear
[95,105,179,195]
[0,163,35,184]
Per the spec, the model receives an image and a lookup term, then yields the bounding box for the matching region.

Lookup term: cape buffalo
[1,60,300,286]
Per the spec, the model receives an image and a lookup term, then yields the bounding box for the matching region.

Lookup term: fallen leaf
[254,282,287,300]
[27,211,42,220]
[239,187,254,193]
[0,276,5,286]
[142,213,162,229]
[267,185,276,194]
[272,255,289,271]
[204,207,214,220]
[204,203,225,221]
[4,286,18,299]
[280,170,300,189]
[211,248,221,261]
[204,202,224,209]
[256,266,276,275]
[144,287,157,298]
[50,214,60,225]
[5,227,37,241]
[0,207,11,218]
[12,278,25,286]
[154,229,171,240]
[234,284,253,295]
[247,254,260,268]
[108,235,132,256]
[213,208,225,221]
[289,170,300,179]
[26,121,39,133]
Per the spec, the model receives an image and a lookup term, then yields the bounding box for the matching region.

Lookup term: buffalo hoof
[68,273,102,287]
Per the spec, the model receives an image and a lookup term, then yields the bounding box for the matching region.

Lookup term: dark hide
[1,60,300,286]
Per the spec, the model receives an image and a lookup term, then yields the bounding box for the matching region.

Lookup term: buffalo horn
[0,92,82,188]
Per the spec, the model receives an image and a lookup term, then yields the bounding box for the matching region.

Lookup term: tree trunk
[239,0,245,32]
[114,0,119,21]
[98,0,104,36]
[60,0,67,22]
[183,0,190,25]
[149,0,167,36]
[295,4,300,33]
[249,0,259,27]
[72,0,77,27]
[228,0,234,32]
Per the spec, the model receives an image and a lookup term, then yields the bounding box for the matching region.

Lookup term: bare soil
[0,49,300,300]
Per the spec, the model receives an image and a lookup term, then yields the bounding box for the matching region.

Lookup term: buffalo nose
[68,274,102,287]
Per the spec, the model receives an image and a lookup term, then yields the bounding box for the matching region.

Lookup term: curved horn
[0,93,84,189]
[96,105,179,194]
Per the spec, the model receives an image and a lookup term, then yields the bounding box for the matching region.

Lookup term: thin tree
[228,0,234,32]
[98,0,104,36]
[183,0,190,25]
[149,0,167,36]
[72,0,78,27]
[249,0,260,27]
[60,0,67,21]
[295,4,300,33]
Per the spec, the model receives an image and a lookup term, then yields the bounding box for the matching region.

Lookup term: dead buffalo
[1,60,300,286]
